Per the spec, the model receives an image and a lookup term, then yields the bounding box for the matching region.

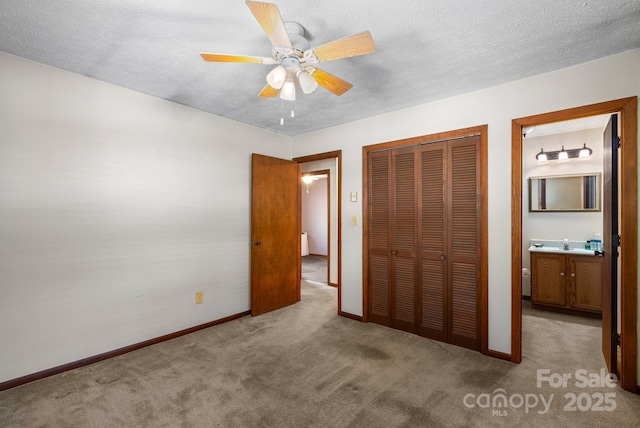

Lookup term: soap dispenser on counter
[592,233,602,252]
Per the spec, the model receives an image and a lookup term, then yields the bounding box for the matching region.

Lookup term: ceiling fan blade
[311,31,375,62]
[245,1,292,48]
[259,83,280,97]
[311,68,353,96]
[200,53,276,64]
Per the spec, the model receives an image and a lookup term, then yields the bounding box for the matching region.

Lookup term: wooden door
[251,153,300,316]
[602,114,619,374]
[368,151,392,326]
[367,148,418,332]
[418,142,447,342]
[447,137,481,350]
[531,253,566,306]
[391,147,418,332]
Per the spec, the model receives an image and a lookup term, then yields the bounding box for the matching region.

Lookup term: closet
[366,132,484,351]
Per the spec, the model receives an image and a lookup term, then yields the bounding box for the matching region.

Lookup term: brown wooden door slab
[251,153,300,316]
[602,114,619,375]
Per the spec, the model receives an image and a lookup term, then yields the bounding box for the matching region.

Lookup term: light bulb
[536,149,548,165]
[297,70,318,94]
[537,153,548,164]
[558,146,569,162]
[578,144,592,160]
[280,77,296,101]
[266,65,287,89]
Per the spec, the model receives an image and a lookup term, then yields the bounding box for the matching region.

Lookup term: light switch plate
[350,191,358,202]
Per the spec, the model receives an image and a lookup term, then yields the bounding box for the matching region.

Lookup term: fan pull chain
[279,101,295,125]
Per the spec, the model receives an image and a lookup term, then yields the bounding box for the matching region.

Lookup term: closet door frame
[362,125,488,355]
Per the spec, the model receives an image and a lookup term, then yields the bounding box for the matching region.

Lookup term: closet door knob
[560,272,565,277]
[391,250,398,255]
[571,273,576,277]
[440,255,446,260]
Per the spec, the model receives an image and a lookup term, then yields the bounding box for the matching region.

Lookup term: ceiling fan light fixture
[280,76,296,101]
[297,69,317,94]
[266,65,287,89]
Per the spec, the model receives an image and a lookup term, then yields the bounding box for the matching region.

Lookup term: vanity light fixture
[578,143,593,160]
[535,149,548,164]
[535,144,593,164]
[557,146,569,162]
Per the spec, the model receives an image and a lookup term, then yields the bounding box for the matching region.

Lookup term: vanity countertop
[527,239,597,256]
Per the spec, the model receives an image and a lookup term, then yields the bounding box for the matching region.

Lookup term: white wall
[292,49,640,358]
[521,128,605,295]
[302,177,328,255]
[0,52,291,383]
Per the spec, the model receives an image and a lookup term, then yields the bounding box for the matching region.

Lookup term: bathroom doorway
[511,97,637,392]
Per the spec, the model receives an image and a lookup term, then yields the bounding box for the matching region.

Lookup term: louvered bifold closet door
[368,151,391,326]
[447,136,481,350]
[391,147,418,332]
[418,142,447,341]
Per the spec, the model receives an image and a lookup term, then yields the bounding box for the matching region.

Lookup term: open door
[602,114,619,375]
[251,153,300,316]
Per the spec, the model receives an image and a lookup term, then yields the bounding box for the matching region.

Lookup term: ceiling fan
[200,1,376,101]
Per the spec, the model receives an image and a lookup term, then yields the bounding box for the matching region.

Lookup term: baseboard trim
[522,295,531,301]
[486,349,513,362]
[339,311,363,322]
[0,310,251,392]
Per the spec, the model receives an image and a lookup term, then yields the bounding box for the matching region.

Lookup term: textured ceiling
[1,1,639,136]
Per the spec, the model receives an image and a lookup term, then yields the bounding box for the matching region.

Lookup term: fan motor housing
[284,22,310,52]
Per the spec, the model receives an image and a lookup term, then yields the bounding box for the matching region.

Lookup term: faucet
[562,239,570,250]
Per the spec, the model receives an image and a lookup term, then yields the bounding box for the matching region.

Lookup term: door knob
[391,250,398,255]
[571,273,576,277]
[440,255,446,260]
[560,272,565,277]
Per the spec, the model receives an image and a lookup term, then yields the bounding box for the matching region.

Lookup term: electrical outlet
[351,215,357,226]
[195,291,203,304]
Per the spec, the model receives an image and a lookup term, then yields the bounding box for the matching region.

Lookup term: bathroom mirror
[528,173,601,212]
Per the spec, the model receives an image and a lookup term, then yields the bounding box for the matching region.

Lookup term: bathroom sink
[527,245,596,256]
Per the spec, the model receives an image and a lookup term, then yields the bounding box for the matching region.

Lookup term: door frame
[362,125,489,354]
[511,97,638,392]
[293,151,343,314]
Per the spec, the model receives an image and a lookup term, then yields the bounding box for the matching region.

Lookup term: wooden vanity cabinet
[530,252,603,314]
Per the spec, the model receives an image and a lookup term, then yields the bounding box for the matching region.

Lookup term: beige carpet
[1,282,639,427]
[301,255,328,284]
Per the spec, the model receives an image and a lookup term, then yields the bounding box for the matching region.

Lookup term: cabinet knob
[391,250,398,255]
[560,272,565,277]
[571,273,576,277]
[440,255,446,260]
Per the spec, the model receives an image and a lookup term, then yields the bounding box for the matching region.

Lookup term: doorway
[293,151,343,314]
[511,97,638,392]
[301,169,330,284]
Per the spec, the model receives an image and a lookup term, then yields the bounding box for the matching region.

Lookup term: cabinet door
[569,256,603,312]
[531,253,566,306]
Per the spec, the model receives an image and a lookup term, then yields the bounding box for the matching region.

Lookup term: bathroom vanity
[529,241,603,315]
